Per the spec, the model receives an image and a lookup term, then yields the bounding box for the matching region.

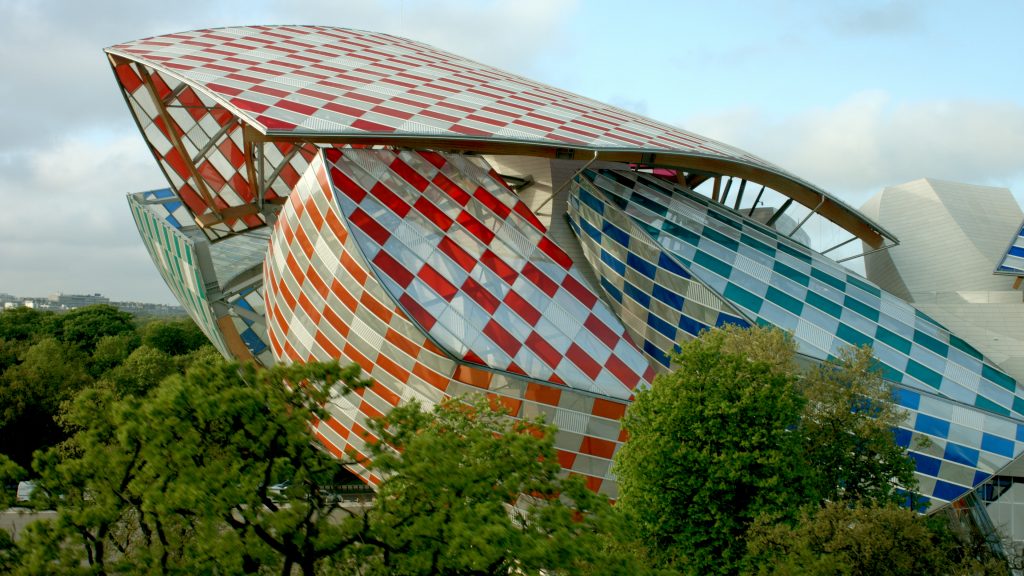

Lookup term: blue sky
[1,0,1022,303]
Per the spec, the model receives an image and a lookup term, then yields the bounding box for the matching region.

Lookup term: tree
[23,358,369,575]
[0,337,93,469]
[0,338,29,373]
[0,454,25,572]
[138,318,208,356]
[57,305,135,352]
[129,359,370,575]
[17,356,649,575]
[0,307,58,342]
[798,346,918,507]
[746,501,1008,576]
[26,385,138,575]
[89,332,141,377]
[614,326,812,574]
[100,345,175,398]
[614,325,937,574]
[347,397,646,576]
[0,309,218,472]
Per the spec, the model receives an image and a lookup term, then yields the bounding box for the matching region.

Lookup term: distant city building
[106,23,1024,541]
[0,291,184,316]
[0,293,16,310]
[48,292,110,308]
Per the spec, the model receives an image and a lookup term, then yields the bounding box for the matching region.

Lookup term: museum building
[106,25,1024,538]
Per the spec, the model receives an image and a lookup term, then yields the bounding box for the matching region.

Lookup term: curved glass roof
[105,25,896,248]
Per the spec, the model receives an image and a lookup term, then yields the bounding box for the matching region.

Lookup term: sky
[1,0,1022,305]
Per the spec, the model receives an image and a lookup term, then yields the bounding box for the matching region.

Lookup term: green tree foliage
[615,326,811,574]
[14,356,647,575]
[0,307,58,342]
[0,454,24,572]
[0,338,28,374]
[0,308,59,373]
[89,332,141,377]
[0,307,214,470]
[746,501,1008,575]
[22,359,366,575]
[799,346,918,506]
[348,397,645,576]
[100,345,175,398]
[615,325,931,575]
[0,338,93,469]
[57,305,135,351]
[138,318,208,356]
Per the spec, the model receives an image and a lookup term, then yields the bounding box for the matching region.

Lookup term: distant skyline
[2,0,1022,305]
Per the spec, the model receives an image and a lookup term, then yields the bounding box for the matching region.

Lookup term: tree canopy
[353,397,643,576]
[615,326,811,574]
[746,501,1008,576]
[9,355,648,575]
[57,305,136,351]
[1,307,1007,574]
[798,346,918,507]
[614,325,1006,575]
[0,306,215,469]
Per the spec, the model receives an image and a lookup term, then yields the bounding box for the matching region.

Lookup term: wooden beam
[615,152,888,249]
[686,173,711,189]
[239,131,888,248]
[136,65,221,219]
[196,204,260,227]
[242,125,261,206]
[1014,276,1022,290]
[216,316,254,361]
[107,53,131,67]
[676,172,688,189]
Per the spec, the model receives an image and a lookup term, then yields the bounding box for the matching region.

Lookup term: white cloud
[684,92,1024,207]
[261,0,580,74]
[825,0,927,36]
[0,134,173,301]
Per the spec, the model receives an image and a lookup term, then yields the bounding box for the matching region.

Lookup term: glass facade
[109,25,1024,514]
[569,169,1024,505]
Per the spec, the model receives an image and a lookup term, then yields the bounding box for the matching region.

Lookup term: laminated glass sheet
[567,178,748,369]
[995,221,1024,275]
[128,192,230,357]
[326,149,653,400]
[574,169,1024,506]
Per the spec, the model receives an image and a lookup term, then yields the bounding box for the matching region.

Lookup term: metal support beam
[720,177,733,205]
[550,149,600,204]
[765,198,793,228]
[733,179,747,210]
[821,235,858,256]
[748,185,766,217]
[835,242,895,264]
[787,194,826,239]
[712,176,721,202]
